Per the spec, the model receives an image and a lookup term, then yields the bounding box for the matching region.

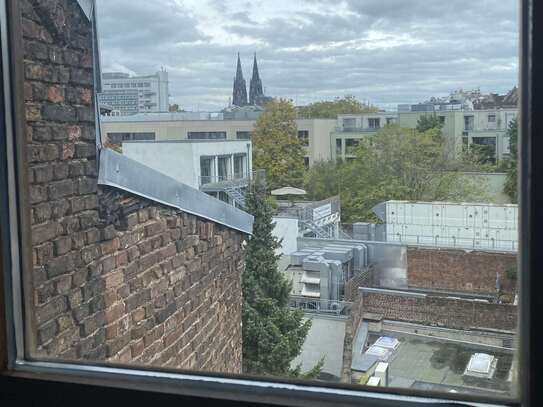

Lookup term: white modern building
[122,140,252,208]
[98,70,170,115]
[372,200,518,251]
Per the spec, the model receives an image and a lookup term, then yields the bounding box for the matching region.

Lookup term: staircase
[224,184,246,208]
[301,219,333,239]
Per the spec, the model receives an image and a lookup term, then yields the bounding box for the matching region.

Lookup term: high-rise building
[232,53,248,107]
[98,69,169,115]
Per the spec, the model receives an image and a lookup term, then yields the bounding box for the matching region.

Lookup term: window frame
[1,0,541,406]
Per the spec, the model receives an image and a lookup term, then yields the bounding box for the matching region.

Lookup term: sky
[96,0,519,111]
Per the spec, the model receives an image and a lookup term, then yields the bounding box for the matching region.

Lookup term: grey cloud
[96,0,519,111]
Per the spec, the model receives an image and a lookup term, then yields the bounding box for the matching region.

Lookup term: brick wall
[360,290,517,331]
[407,247,517,294]
[21,0,244,373]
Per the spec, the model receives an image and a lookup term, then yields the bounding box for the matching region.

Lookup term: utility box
[367,376,381,387]
[374,362,389,386]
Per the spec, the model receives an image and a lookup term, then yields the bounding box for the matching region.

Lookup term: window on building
[368,118,380,129]
[217,156,230,180]
[200,157,214,184]
[187,131,227,140]
[298,130,309,146]
[471,136,497,164]
[464,115,475,131]
[386,117,394,125]
[488,114,497,122]
[438,116,445,124]
[336,138,342,155]
[342,118,356,130]
[106,132,156,144]
[234,155,245,179]
[236,131,251,140]
[345,138,359,155]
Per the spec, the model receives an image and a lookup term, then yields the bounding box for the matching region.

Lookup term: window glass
[298,130,309,147]
[12,0,520,402]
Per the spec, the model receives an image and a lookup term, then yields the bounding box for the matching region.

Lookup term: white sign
[313,203,332,220]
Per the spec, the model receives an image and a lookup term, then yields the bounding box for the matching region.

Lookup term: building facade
[100,114,337,166]
[122,140,252,208]
[333,109,517,162]
[99,70,170,115]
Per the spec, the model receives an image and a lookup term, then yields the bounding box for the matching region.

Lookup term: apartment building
[332,113,398,160]
[100,113,336,166]
[98,70,170,114]
[399,109,517,161]
[332,109,517,162]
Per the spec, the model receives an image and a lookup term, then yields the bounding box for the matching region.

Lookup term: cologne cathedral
[232,53,271,107]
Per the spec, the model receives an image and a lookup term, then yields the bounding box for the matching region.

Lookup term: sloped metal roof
[98,149,253,234]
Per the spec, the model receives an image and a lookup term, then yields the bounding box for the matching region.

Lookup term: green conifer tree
[242,183,313,376]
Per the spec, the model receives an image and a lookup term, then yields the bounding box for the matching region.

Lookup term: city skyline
[96,0,518,111]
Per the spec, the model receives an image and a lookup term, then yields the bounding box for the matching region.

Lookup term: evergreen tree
[504,117,518,203]
[242,183,313,376]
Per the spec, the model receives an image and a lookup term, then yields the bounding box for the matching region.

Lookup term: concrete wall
[272,217,299,255]
[122,140,251,189]
[22,0,244,373]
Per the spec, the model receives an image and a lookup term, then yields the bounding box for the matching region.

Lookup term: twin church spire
[232,53,265,107]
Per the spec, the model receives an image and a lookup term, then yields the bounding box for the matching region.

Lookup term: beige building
[100,113,336,166]
[100,107,517,167]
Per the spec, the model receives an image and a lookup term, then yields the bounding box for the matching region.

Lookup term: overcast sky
[96,0,519,111]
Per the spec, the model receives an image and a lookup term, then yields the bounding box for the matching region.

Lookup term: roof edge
[97,149,253,234]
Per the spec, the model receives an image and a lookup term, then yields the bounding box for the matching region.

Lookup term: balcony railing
[199,170,265,189]
[289,295,352,317]
[335,127,380,133]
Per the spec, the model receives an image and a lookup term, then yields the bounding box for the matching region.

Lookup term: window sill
[2,360,515,407]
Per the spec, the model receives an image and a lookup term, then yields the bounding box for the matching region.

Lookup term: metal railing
[335,126,380,133]
[289,295,352,317]
[199,170,265,187]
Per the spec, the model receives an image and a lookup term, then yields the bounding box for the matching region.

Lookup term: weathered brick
[104,270,124,289]
[47,85,64,103]
[105,302,124,322]
[32,221,61,245]
[38,320,58,344]
[42,103,76,122]
[53,236,72,256]
[36,296,67,325]
[46,252,76,278]
[75,142,95,158]
[48,179,74,199]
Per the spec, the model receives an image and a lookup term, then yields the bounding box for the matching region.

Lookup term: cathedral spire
[249,53,264,106]
[232,53,248,106]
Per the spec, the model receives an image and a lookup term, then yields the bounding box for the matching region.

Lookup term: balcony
[198,170,265,192]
